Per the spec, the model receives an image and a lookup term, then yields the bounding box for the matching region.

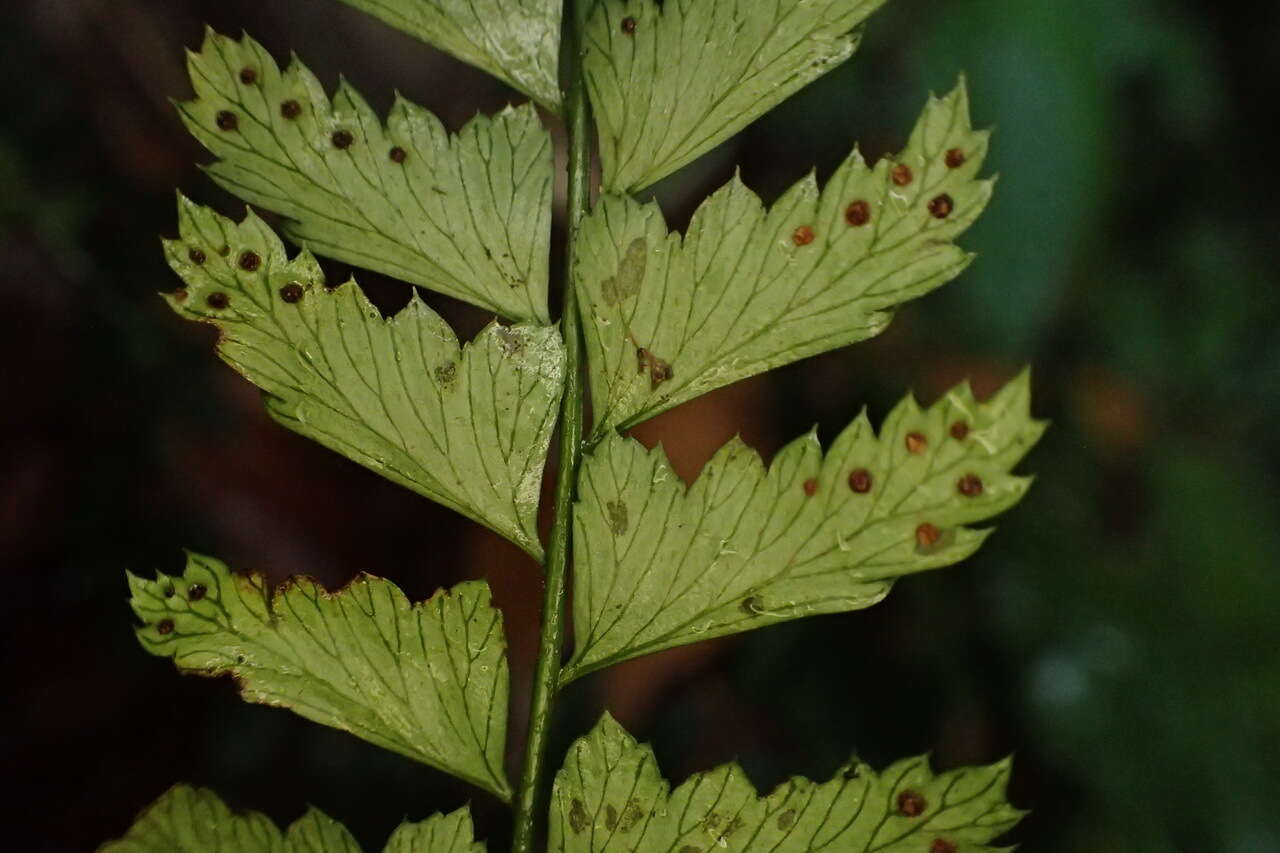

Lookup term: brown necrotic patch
[279,282,305,303]
[205,292,230,310]
[845,200,871,226]
[331,129,354,149]
[891,163,913,186]
[602,238,646,305]
[215,110,237,131]
[237,250,261,272]
[928,194,954,219]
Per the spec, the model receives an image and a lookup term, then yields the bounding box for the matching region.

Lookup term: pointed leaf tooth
[565,375,1044,681]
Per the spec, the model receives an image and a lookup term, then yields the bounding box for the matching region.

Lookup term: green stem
[510,4,591,851]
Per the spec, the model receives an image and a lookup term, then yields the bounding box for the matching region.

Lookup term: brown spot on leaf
[238,250,261,272]
[622,16,637,34]
[897,790,927,816]
[497,326,523,356]
[332,129,354,149]
[205,292,230,310]
[950,420,970,440]
[187,584,207,601]
[891,163,913,186]
[915,523,942,548]
[239,67,257,85]
[777,808,797,830]
[606,500,629,535]
[188,247,206,265]
[156,619,174,635]
[792,225,815,246]
[568,799,589,834]
[389,146,407,163]
[930,841,957,853]
[601,238,646,304]
[845,200,871,226]
[617,799,644,833]
[803,478,818,496]
[280,99,302,119]
[434,362,457,388]
[905,432,927,454]
[635,346,650,374]
[279,282,305,303]
[928,194,954,219]
[957,474,984,497]
[648,356,673,390]
[215,110,237,131]
[848,468,873,493]
[945,148,966,168]
[605,805,618,830]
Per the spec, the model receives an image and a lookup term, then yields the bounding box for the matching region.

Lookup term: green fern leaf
[563,374,1043,682]
[332,0,561,109]
[165,197,563,558]
[585,0,887,192]
[100,785,485,852]
[578,80,990,441]
[180,30,553,323]
[128,553,511,799]
[550,714,1025,853]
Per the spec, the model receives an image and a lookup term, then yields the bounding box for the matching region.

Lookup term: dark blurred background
[3,0,1278,850]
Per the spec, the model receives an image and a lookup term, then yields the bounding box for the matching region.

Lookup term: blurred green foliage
[2,1,1277,851]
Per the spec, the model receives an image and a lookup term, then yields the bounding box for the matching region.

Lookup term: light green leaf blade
[384,806,487,853]
[180,30,553,323]
[577,80,991,441]
[127,553,512,800]
[564,373,1043,682]
[550,714,1025,853]
[332,0,561,109]
[585,0,887,192]
[165,197,563,558]
[101,786,486,852]
[99,786,285,852]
